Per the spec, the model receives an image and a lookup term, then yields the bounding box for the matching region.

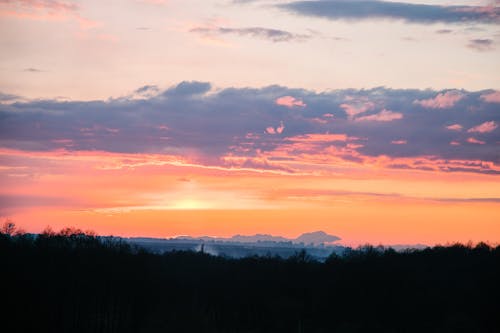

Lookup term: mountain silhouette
[295,231,341,245]
[174,230,341,245]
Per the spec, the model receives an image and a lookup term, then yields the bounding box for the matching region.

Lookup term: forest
[1,223,499,333]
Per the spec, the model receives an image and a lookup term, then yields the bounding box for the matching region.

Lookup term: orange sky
[2,148,499,246]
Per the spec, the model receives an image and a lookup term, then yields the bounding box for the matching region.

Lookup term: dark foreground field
[1,227,499,333]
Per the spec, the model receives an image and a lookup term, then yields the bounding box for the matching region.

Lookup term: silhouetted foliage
[1,225,499,333]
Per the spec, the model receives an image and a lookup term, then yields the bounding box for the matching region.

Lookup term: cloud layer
[279,0,500,25]
[1,82,499,174]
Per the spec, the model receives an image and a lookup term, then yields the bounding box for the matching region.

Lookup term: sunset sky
[1,0,499,246]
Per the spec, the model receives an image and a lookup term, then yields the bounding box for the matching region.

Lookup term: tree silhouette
[1,224,499,333]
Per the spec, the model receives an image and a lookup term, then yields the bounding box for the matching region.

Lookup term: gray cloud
[1,83,499,174]
[435,29,453,34]
[190,26,311,42]
[0,92,21,102]
[23,68,44,73]
[232,0,259,3]
[279,0,500,25]
[131,85,160,99]
[467,38,495,51]
[162,81,212,96]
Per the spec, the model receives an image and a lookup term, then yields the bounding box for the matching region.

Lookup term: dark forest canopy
[1,224,499,333]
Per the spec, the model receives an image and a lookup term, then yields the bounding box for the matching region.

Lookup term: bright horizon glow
[2,147,499,246]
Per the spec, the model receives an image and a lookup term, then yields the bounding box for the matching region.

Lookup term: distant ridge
[173,230,341,245]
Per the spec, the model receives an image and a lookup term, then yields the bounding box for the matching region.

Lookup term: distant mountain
[295,231,341,245]
[229,234,290,243]
[124,233,428,260]
[173,231,341,245]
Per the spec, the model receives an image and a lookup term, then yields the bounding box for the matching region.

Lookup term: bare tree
[1,219,17,236]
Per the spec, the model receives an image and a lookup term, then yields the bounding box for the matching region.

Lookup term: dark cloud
[190,26,311,42]
[1,83,499,174]
[279,0,500,25]
[163,81,212,96]
[467,38,495,51]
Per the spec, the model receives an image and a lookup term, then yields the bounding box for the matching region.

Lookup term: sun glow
[169,198,212,210]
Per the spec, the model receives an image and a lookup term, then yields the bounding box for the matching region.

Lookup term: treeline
[1,224,499,333]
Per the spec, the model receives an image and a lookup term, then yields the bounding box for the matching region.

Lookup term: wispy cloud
[23,67,44,72]
[467,38,495,52]
[190,26,311,42]
[468,121,497,133]
[0,0,99,29]
[436,29,453,34]
[467,137,486,144]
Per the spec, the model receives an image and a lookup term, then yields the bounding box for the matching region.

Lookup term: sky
[1,0,499,246]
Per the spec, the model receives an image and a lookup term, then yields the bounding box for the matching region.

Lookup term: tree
[1,220,18,236]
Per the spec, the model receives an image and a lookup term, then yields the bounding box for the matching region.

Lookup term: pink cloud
[450,141,461,146]
[0,0,99,30]
[275,96,306,108]
[340,101,374,118]
[276,122,285,134]
[453,5,500,17]
[413,91,464,109]
[355,109,403,122]
[445,124,463,131]
[8,0,78,12]
[266,121,284,134]
[467,137,486,145]
[265,127,276,134]
[391,140,407,145]
[467,121,497,133]
[480,91,500,103]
